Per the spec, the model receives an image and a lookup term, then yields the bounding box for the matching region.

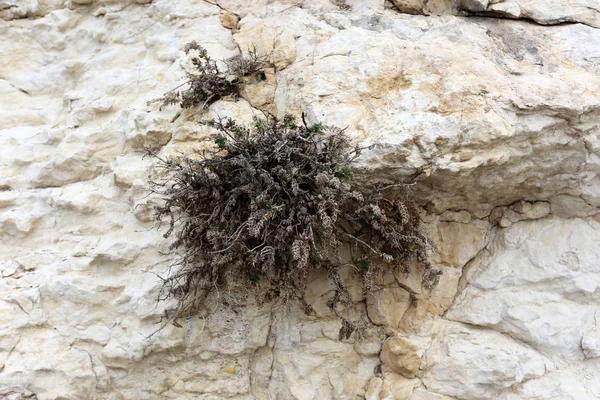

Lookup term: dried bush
[148,114,440,331]
[148,41,269,111]
[332,0,351,11]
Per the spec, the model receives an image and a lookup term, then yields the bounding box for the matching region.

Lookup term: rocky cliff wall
[1,1,599,399]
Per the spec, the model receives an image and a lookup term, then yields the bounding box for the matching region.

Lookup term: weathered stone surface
[503,360,600,400]
[410,387,458,399]
[462,0,600,28]
[381,336,422,377]
[388,0,600,28]
[1,0,600,399]
[367,287,412,329]
[582,311,600,359]
[448,218,600,362]
[421,322,553,399]
[366,373,420,400]
[390,0,456,15]
[431,221,486,266]
[494,200,551,227]
[268,15,600,218]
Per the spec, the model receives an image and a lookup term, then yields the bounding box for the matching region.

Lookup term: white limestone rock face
[388,0,600,28]
[460,0,600,29]
[436,217,600,399]
[1,0,600,399]
[259,13,600,217]
[421,321,554,400]
[448,218,600,362]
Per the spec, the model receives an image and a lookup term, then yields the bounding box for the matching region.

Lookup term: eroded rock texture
[1,0,599,399]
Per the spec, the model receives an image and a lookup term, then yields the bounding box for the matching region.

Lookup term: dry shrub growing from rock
[148,41,269,111]
[332,0,352,11]
[148,114,440,332]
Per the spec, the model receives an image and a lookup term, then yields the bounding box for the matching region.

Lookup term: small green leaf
[336,166,352,181]
[254,119,265,130]
[310,122,323,133]
[215,135,227,148]
[283,114,297,129]
[356,258,370,272]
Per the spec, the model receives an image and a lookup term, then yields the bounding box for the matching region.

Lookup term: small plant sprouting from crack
[148,41,270,111]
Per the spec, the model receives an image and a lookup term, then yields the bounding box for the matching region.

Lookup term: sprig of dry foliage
[148,41,269,111]
[148,114,440,333]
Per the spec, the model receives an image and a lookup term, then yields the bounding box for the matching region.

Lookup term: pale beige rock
[367,374,420,400]
[410,387,458,399]
[398,298,444,335]
[498,200,550,227]
[438,210,471,223]
[582,311,600,359]
[427,265,463,313]
[380,336,422,378]
[275,15,600,217]
[421,322,553,399]
[273,31,296,70]
[550,194,598,218]
[220,12,239,30]
[432,222,486,267]
[366,377,385,400]
[447,218,600,363]
[499,361,600,400]
[234,16,277,56]
[354,339,383,357]
[391,0,458,15]
[240,68,277,111]
[463,0,600,28]
[376,373,420,399]
[388,0,600,28]
[367,287,411,329]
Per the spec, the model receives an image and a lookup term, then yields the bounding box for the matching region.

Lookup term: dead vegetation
[148,41,269,111]
[147,112,439,334]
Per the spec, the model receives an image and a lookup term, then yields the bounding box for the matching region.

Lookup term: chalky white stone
[1,1,599,399]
